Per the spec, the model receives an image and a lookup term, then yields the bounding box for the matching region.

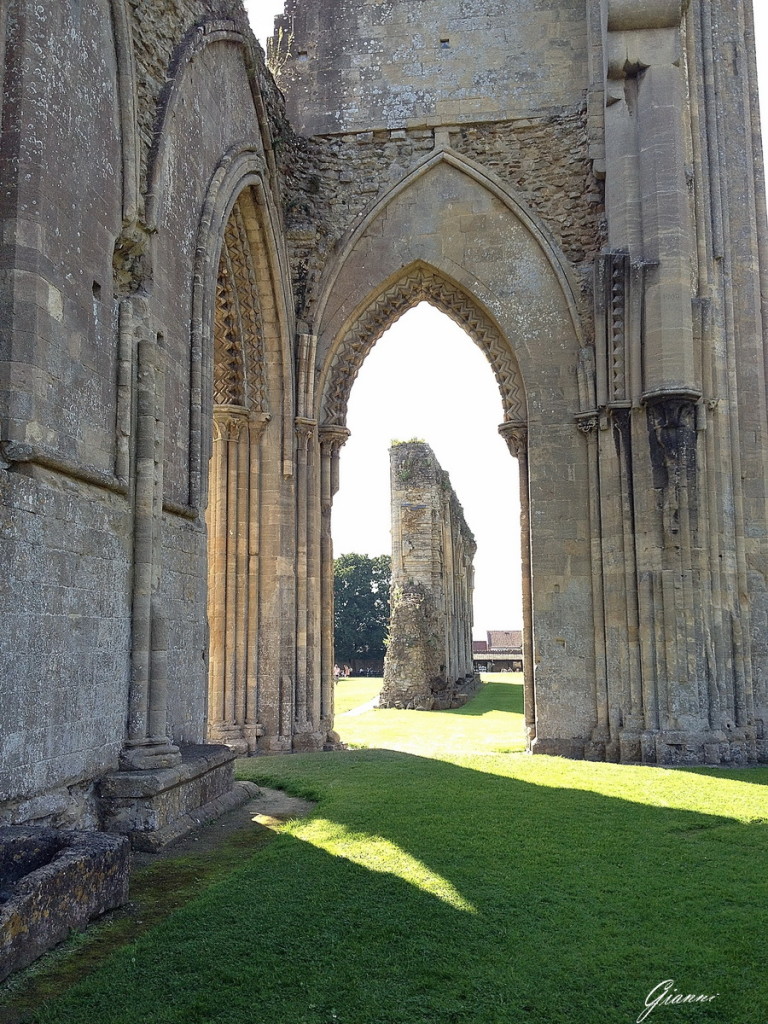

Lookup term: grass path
[6,677,768,1024]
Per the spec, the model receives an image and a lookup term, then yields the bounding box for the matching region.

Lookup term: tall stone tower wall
[380,442,479,710]
[276,0,589,136]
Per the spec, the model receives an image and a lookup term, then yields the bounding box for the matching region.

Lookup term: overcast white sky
[244,1,768,637]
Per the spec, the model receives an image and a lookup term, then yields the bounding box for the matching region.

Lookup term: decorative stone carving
[323,266,525,426]
[213,200,268,413]
[498,422,528,459]
[576,414,598,436]
[206,196,272,755]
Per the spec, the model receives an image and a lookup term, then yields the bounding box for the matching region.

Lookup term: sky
[244,1,768,637]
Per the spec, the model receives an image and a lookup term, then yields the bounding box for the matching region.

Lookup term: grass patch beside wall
[13,677,768,1024]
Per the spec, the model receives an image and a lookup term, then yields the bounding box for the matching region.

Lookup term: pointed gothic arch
[316,266,536,744]
[320,262,527,430]
[311,146,593,755]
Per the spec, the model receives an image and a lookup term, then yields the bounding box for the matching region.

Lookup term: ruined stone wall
[0,0,306,829]
[0,0,137,824]
[280,116,604,330]
[381,442,479,711]
[281,0,768,766]
[1,0,767,853]
[274,0,604,331]
[277,0,589,136]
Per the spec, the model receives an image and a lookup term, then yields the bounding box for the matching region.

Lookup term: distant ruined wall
[381,443,479,711]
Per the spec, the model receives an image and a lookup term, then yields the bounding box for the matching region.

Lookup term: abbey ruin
[1,0,767,853]
[380,442,479,711]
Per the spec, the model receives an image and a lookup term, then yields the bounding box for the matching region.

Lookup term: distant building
[473,631,523,673]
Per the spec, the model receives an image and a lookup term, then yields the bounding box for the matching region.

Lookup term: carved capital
[249,410,271,443]
[295,416,317,451]
[498,421,528,459]
[575,413,598,437]
[318,424,351,456]
[645,392,698,496]
[213,404,249,441]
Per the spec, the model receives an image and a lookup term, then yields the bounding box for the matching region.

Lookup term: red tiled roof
[472,640,488,653]
[487,630,522,651]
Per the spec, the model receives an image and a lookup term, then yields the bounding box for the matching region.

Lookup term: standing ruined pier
[381,442,480,710]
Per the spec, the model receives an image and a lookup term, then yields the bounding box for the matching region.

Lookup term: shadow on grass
[19,749,768,1024]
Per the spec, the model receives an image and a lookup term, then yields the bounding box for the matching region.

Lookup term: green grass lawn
[335,673,526,754]
[8,676,768,1024]
[334,676,382,714]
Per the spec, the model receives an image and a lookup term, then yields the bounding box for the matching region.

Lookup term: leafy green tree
[334,553,391,664]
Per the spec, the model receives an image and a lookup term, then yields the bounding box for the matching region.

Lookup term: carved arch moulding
[320,265,527,428]
[214,198,269,414]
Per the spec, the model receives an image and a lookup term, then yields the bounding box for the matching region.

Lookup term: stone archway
[308,142,599,759]
[206,189,271,754]
[314,260,542,746]
[321,263,526,427]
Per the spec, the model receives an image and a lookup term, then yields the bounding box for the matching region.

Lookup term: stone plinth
[98,744,256,852]
[381,442,480,711]
[0,826,130,982]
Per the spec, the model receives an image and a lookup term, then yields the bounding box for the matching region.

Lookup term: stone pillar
[576,412,611,759]
[121,336,180,771]
[206,406,269,754]
[498,423,535,744]
[318,425,350,736]
[294,417,315,742]
[604,0,699,399]
[381,442,479,711]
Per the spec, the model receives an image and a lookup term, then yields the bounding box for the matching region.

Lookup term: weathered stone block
[98,745,255,852]
[0,826,130,982]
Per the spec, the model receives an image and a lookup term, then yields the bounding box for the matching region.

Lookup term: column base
[99,743,256,851]
[530,736,587,759]
[648,728,759,766]
[208,723,249,756]
[119,738,181,771]
[324,730,346,751]
[292,729,326,753]
[529,728,764,765]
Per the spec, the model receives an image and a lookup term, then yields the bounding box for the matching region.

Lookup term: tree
[333,553,391,664]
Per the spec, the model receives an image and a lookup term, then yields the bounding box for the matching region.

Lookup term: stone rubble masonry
[0,827,130,982]
[279,114,604,334]
[381,442,480,711]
